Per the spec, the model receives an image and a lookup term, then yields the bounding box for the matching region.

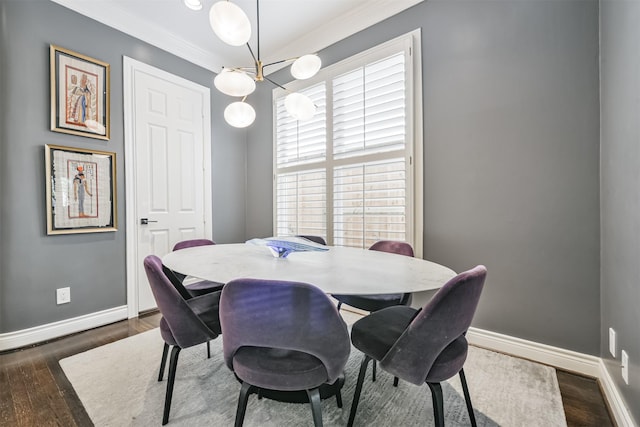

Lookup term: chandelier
[190,0,321,128]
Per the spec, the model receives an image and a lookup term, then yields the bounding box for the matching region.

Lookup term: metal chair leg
[335,383,343,408]
[162,346,181,425]
[307,388,323,427]
[427,382,444,427]
[207,340,211,359]
[158,343,169,381]
[337,301,342,311]
[459,369,477,427]
[347,355,371,427]
[372,360,377,381]
[393,376,399,387]
[234,381,254,427]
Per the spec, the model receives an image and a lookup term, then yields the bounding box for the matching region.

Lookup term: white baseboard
[0,306,128,352]
[467,327,637,427]
[598,359,637,427]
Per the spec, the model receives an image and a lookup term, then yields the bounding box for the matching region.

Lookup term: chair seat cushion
[350,306,418,361]
[232,346,329,391]
[186,280,225,297]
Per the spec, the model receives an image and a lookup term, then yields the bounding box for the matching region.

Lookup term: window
[274,31,422,252]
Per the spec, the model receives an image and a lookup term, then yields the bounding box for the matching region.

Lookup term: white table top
[162,243,457,295]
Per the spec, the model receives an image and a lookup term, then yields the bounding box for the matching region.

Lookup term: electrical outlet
[621,350,629,385]
[609,328,617,357]
[56,287,71,305]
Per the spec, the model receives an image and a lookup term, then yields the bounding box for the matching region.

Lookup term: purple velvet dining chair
[347,265,487,427]
[167,238,225,297]
[332,240,415,384]
[332,240,414,312]
[144,255,222,425]
[219,278,351,427]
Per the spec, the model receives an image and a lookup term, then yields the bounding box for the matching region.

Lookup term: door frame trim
[123,56,212,318]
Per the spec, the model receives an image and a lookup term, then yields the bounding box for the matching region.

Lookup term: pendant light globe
[291,54,322,80]
[214,69,256,97]
[209,1,251,46]
[224,101,256,128]
[284,92,316,121]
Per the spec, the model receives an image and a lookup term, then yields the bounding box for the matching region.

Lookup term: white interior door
[124,57,212,315]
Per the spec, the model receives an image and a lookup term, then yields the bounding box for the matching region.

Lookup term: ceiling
[51,0,423,74]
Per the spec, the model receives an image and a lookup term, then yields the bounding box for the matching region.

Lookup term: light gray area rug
[60,328,567,426]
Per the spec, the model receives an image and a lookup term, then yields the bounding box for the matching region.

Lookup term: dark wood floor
[0,312,614,427]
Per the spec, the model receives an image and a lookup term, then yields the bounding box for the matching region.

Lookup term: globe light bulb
[209,1,251,46]
[214,69,256,97]
[291,54,322,80]
[285,92,316,121]
[224,101,256,128]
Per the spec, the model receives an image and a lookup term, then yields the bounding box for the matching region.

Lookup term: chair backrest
[380,265,487,385]
[144,255,220,348]
[173,238,215,251]
[296,235,327,245]
[369,240,414,257]
[220,278,350,383]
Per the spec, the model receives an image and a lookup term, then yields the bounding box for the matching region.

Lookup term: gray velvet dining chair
[144,255,222,425]
[332,240,414,384]
[219,277,351,427]
[168,238,225,297]
[347,265,487,427]
[332,240,414,312]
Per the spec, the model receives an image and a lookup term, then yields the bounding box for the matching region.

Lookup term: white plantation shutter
[333,53,406,159]
[274,32,420,249]
[275,169,327,237]
[334,159,406,248]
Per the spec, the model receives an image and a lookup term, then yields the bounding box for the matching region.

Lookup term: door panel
[134,69,207,312]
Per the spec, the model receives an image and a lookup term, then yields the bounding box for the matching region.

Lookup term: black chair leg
[335,383,343,408]
[393,376,399,387]
[372,361,377,381]
[427,382,444,427]
[336,301,342,311]
[234,381,254,427]
[162,346,181,425]
[207,340,211,359]
[158,343,169,382]
[459,369,477,427]
[347,355,371,427]
[306,388,323,427]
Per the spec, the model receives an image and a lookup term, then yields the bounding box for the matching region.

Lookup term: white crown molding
[50,0,423,74]
[0,306,127,352]
[50,0,221,71]
[265,0,423,74]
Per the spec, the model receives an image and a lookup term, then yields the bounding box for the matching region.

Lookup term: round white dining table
[162,243,457,295]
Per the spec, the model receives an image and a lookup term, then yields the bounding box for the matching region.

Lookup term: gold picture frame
[50,45,110,140]
[45,144,117,235]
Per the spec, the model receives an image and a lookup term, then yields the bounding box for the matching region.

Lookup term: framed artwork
[45,144,117,235]
[50,45,110,140]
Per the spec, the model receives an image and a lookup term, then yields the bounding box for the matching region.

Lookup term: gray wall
[247,0,601,354]
[600,0,640,421]
[0,0,247,333]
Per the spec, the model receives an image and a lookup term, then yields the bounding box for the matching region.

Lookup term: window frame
[272,29,423,257]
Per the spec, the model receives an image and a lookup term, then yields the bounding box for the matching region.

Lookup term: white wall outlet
[609,327,616,357]
[56,287,71,305]
[621,350,629,385]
